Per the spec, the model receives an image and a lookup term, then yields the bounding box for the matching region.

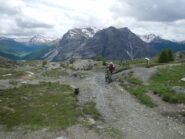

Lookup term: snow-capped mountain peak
[81,27,99,37]
[64,27,98,40]
[139,34,159,43]
[29,35,55,45]
[13,35,56,46]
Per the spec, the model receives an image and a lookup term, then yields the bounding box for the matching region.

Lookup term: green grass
[128,77,143,85]
[42,68,69,77]
[78,72,89,78]
[0,82,77,130]
[127,85,156,107]
[0,68,26,79]
[148,64,185,103]
[121,77,156,108]
[113,66,130,74]
[105,128,123,139]
[0,82,102,130]
[82,101,102,120]
[115,56,176,68]
[116,57,158,66]
[122,64,185,107]
[9,80,19,85]
[92,127,122,139]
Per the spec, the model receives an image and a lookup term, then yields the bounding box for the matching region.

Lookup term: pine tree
[167,49,174,62]
[158,50,168,63]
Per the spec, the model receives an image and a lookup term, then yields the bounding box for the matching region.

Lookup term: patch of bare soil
[19,75,33,79]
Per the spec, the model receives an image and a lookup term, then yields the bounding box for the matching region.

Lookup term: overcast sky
[0,0,185,41]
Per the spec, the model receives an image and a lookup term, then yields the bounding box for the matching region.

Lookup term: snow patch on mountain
[14,35,56,46]
[66,27,98,39]
[14,38,30,44]
[139,34,158,43]
[29,35,55,45]
[81,28,98,37]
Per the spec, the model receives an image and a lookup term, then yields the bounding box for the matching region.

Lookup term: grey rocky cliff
[47,27,156,61]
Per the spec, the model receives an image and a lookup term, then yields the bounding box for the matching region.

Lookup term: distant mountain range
[14,35,56,46]
[1,27,185,61]
[139,34,185,53]
[44,27,156,61]
[0,35,57,60]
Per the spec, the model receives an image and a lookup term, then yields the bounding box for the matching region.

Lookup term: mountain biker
[105,62,115,83]
[107,62,115,74]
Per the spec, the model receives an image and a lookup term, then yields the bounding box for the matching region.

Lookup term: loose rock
[171,86,185,94]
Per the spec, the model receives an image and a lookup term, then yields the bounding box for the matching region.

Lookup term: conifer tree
[158,50,168,63]
[167,49,174,62]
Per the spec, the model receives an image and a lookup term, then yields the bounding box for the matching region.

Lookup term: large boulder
[175,50,185,59]
[181,77,185,82]
[71,59,97,70]
[171,86,185,94]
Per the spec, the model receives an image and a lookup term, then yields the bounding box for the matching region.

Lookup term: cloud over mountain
[0,0,185,40]
[113,0,185,22]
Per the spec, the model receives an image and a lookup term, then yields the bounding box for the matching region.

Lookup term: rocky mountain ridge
[46,27,156,61]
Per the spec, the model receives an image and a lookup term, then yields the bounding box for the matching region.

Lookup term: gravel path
[59,71,185,139]
[87,72,185,139]
[1,68,185,139]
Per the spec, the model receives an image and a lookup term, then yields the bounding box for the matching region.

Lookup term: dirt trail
[1,68,185,139]
[58,71,185,139]
[90,72,185,139]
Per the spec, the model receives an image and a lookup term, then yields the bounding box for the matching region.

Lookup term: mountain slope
[28,35,55,46]
[0,36,58,60]
[14,35,55,46]
[50,27,156,61]
[0,56,17,67]
[23,44,56,60]
[150,39,185,53]
[140,34,185,53]
[51,28,94,61]
[0,37,37,60]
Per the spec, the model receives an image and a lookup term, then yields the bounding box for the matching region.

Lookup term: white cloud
[114,0,185,22]
[0,0,185,41]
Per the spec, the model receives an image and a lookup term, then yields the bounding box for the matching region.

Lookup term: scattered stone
[96,125,103,129]
[175,50,185,59]
[2,74,12,77]
[71,59,97,70]
[171,86,185,94]
[181,77,185,82]
[55,136,68,139]
[3,106,15,113]
[22,96,29,101]
[21,81,28,84]
[25,71,34,75]
[88,118,96,125]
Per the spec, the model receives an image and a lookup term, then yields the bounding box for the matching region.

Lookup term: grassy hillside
[24,44,54,60]
[0,56,17,68]
[0,38,38,60]
[0,38,56,60]
[0,51,20,60]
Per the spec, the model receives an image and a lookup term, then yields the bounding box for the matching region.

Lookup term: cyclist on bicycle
[107,62,115,74]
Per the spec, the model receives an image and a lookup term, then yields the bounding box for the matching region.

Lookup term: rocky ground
[0,60,185,139]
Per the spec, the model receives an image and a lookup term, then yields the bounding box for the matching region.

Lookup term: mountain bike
[105,68,112,83]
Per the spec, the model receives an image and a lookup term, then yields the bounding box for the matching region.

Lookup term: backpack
[109,64,114,71]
